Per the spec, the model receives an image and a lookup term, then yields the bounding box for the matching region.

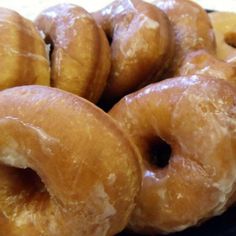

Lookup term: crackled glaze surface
[35,3,111,103]
[0,85,141,236]
[93,0,174,104]
[152,0,216,76]
[110,76,236,234]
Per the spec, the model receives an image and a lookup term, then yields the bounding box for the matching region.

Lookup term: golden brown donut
[93,0,174,104]
[109,75,236,234]
[152,0,216,76]
[0,85,141,236]
[177,49,236,84]
[0,7,50,89]
[209,12,236,65]
[35,3,111,103]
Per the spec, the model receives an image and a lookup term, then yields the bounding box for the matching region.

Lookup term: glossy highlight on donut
[109,75,236,234]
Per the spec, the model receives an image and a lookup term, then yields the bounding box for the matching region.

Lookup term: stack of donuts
[0,0,236,235]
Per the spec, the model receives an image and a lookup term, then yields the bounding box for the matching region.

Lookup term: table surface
[0,0,236,19]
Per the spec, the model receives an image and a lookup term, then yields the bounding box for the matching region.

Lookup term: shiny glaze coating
[209,12,236,65]
[0,86,141,236]
[0,7,50,89]
[109,76,236,234]
[35,4,111,103]
[93,0,174,104]
[152,0,216,76]
[177,49,236,84]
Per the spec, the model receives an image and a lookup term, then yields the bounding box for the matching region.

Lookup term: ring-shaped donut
[109,75,236,234]
[0,85,141,236]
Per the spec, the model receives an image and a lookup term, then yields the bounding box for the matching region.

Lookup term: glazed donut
[0,7,50,90]
[109,75,236,234]
[93,0,174,104]
[177,49,236,84]
[0,85,141,235]
[152,0,216,76]
[209,12,236,65]
[35,3,111,103]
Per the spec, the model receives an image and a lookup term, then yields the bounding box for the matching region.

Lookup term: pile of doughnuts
[0,0,236,235]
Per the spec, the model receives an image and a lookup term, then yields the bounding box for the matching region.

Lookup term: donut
[177,49,236,84]
[0,85,141,235]
[93,0,174,105]
[209,12,236,65]
[35,3,111,103]
[0,7,50,90]
[152,0,216,76]
[109,75,236,234]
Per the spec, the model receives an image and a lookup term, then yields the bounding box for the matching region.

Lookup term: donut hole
[149,138,172,168]
[44,34,55,87]
[224,32,236,48]
[105,33,113,45]
[1,165,50,203]
[14,167,47,194]
[44,34,54,60]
